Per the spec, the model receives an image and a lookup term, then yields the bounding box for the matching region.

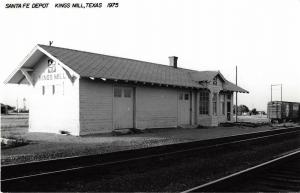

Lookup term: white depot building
[6,44,248,136]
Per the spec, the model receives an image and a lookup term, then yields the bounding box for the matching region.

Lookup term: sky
[1,0,300,111]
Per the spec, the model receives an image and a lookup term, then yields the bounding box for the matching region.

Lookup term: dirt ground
[237,115,269,123]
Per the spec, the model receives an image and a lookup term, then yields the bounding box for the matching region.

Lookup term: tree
[1,103,15,114]
[250,108,258,115]
[233,104,250,115]
[240,105,250,113]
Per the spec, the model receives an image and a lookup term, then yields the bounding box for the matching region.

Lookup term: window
[213,77,217,85]
[213,93,217,115]
[227,94,231,100]
[124,88,132,98]
[184,93,189,100]
[42,85,53,96]
[199,91,209,115]
[52,85,55,95]
[179,93,183,100]
[220,94,225,115]
[114,87,122,97]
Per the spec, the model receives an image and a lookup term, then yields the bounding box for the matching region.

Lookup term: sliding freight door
[178,91,191,125]
[113,87,134,129]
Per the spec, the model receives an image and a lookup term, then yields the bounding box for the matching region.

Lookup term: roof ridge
[38,44,211,73]
[34,44,248,92]
[39,44,188,71]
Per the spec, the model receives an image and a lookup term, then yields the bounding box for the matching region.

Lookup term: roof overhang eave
[223,89,249,94]
[4,45,40,84]
[82,76,201,89]
[5,45,81,85]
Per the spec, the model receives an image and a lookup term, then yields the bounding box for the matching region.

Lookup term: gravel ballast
[6,132,300,192]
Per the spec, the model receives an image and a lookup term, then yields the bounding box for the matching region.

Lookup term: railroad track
[182,149,300,192]
[1,126,300,191]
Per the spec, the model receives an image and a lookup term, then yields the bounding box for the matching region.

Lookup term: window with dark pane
[213,93,217,115]
[114,87,122,97]
[220,94,225,115]
[227,94,231,100]
[179,93,183,100]
[124,88,132,98]
[213,77,217,85]
[199,91,209,115]
[184,93,189,100]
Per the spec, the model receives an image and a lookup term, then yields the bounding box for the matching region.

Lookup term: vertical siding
[230,92,234,121]
[192,91,197,125]
[79,83,187,132]
[29,55,80,135]
[79,79,113,135]
[135,86,178,129]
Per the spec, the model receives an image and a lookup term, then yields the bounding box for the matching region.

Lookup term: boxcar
[267,101,300,123]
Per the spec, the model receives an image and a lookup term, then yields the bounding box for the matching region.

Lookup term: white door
[113,87,134,129]
[178,92,191,125]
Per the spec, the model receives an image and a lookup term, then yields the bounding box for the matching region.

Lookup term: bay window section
[199,91,209,115]
[212,93,217,116]
[220,94,225,115]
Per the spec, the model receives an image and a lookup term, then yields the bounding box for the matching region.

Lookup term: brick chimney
[168,56,178,68]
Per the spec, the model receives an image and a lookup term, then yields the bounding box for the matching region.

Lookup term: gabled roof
[5,44,249,93]
[223,81,248,93]
[190,71,226,83]
[38,44,201,88]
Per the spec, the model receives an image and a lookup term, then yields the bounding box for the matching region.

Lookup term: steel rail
[2,127,300,184]
[182,148,300,192]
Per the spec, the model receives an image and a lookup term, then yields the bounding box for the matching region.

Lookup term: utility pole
[235,66,238,123]
[16,98,19,114]
[271,86,272,102]
[281,84,282,102]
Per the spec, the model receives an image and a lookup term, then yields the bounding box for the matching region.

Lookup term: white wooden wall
[135,86,179,129]
[26,55,236,136]
[79,79,113,135]
[29,55,80,135]
[78,79,235,134]
[29,62,235,135]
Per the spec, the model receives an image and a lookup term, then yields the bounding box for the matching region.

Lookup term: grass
[1,114,29,128]
[1,114,30,149]
[1,134,30,149]
[237,115,269,123]
[1,114,29,139]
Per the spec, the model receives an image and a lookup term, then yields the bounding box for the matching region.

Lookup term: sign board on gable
[38,61,67,81]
